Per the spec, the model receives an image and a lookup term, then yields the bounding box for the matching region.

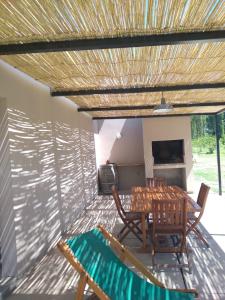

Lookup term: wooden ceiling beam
[92,112,216,120]
[52,82,225,97]
[0,30,225,55]
[217,107,225,114]
[78,101,225,112]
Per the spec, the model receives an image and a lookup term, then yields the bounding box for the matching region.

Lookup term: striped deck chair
[57,225,197,300]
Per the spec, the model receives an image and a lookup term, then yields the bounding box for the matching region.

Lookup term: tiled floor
[5,190,225,300]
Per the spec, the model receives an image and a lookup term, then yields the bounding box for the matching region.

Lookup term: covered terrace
[0,0,225,299]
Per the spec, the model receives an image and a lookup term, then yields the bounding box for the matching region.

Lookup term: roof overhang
[0,0,224,119]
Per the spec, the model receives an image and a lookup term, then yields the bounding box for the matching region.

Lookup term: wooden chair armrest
[169,288,198,298]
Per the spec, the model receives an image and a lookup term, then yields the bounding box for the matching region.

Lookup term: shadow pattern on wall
[0,107,97,277]
[53,121,85,231]
[0,101,17,277]
[80,128,97,204]
[7,108,61,276]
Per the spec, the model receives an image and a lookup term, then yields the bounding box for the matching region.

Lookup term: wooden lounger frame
[57,225,198,299]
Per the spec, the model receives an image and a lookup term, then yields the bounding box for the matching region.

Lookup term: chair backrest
[146,177,166,187]
[196,183,210,219]
[152,198,188,253]
[197,183,210,209]
[152,198,187,231]
[112,185,126,219]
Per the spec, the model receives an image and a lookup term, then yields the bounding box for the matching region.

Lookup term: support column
[215,114,222,195]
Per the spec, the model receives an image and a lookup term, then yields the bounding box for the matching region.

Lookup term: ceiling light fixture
[153,92,173,113]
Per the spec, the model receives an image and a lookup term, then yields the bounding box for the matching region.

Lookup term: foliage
[191,113,225,194]
[192,152,225,193]
[191,113,225,154]
[191,113,225,140]
[192,135,216,154]
[221,135,225,146]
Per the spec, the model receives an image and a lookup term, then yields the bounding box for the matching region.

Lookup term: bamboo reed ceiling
[0,0,225,118]
[0,0,224,45]
[68,88,225,108]
[91,106,225,119]
[2,43,225,90]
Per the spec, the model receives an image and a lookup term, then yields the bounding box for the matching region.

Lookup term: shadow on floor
[5,192,225,300]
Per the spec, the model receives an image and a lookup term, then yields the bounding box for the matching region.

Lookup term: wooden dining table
[130,185,201,250]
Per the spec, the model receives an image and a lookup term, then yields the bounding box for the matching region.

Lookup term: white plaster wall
[94,119,145,190]
[79,114,98,202]
[0,60,97,277]
[142,117,193,191]
[0,98,17,277]
[94,119,144,166]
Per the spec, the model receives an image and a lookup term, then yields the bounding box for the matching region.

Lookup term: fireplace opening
[152,139,184,164]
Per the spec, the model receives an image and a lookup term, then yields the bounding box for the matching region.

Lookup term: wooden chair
[146,177,167,187]
[187,183,210,248]
[151,198,190,270]
[112,185,143,243]
[58,225,198,299]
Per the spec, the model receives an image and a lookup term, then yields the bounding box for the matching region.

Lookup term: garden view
[191,114,225,193]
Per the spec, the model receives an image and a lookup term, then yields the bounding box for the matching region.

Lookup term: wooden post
[215,114,222,195]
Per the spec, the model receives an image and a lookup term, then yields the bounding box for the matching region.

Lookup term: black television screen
[152,139,184,164]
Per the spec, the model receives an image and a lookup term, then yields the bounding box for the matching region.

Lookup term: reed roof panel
[0,0,225,118]
[2,42,225,91]
[0,0,224,45]
[90,106,225,118]
[68,88,225,108]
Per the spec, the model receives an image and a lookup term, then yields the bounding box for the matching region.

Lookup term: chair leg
[151,232,156,268]
[119,221,143,242]
[187,219,210,248]
[186,245,192,274]
[193,227,210,248]
[152,234,191,272]
[132,220,142,234]
[151,246,156,267]
[128,221,143,242]
[118,222,139,239]
[76,274,87,300]
[118,220,142,238]
[119,229,142,243]
[175,235,192,273]
[180,235,186,253]
[118,226,130,241]
[118,222,140,241]
[118,224,129,236]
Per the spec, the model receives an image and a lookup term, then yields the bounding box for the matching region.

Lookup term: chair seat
[65,228,194,300]
[124,211,142,220]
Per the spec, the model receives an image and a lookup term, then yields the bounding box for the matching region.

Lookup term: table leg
[141,212,147,249]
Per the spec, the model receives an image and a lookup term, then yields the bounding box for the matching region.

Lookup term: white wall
[0,60,97,277]
[94,119,144,166]
[94,119,145,190]
[0,97,17,276]
[142,116,193,191]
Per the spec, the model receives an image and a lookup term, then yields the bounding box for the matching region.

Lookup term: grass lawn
[192,150,225,193]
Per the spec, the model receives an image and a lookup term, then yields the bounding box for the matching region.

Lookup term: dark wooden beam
[92,112,216,120]
[52,82,225,97]
[78,101,225,112]
[1,30,225,55]
[217,107,225,114]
